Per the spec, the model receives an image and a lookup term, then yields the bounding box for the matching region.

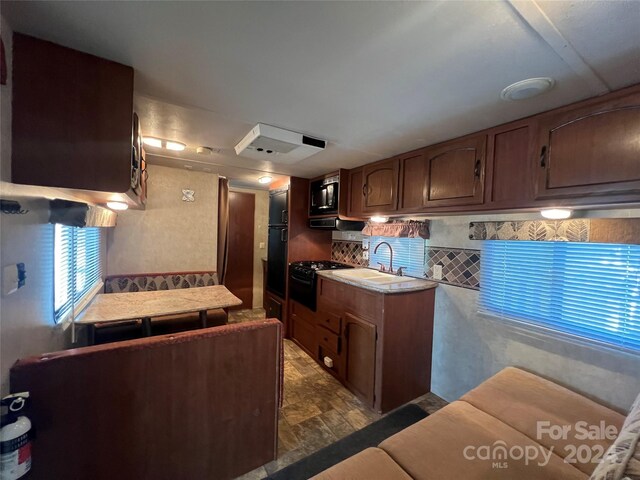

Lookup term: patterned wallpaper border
[469,218,640,244]
[425,246,480,290]
[469,220,590,242]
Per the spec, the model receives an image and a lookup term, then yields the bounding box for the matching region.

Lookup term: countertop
[77,285,243,324]
[317,269,438,294]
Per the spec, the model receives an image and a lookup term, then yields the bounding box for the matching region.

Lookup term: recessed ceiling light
[258,175,273,184]
[106,201,129,211]
[370,216,389,223]
[166,141,186,151]
[143,137,162,148]
[541,208,572,220]
[500,77,555,101]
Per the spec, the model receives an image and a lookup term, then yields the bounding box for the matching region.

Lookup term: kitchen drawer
[318,277,381,322]
[290,299,316,325]
[317,325,341,353]
[291,312,317,357]
[317,310,341,334]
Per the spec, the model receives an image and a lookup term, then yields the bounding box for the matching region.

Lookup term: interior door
[225,191,255,310]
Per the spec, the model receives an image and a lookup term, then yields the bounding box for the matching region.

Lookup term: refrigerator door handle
[281,228,288,242]
[281,210,288,224]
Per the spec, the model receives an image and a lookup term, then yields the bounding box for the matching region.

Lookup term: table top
[77,286,243,324]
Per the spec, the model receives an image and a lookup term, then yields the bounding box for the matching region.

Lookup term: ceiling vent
[234,124,325,163]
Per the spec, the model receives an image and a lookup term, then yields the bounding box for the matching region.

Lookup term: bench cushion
[379,401,587,480]
[310,447,412,480]
[461,367,625,475]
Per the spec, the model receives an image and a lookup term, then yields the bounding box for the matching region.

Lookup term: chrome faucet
[373,241,394,274]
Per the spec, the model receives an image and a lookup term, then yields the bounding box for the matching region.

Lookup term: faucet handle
[377,262,387,272]
[396,267,407,276]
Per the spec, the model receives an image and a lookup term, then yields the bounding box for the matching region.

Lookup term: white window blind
[367,236,425,278]
[480,241,640,352]
[54,224,103,323]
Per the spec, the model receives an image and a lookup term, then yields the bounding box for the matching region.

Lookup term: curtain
[362,220,430,239]
[217,177,230,284]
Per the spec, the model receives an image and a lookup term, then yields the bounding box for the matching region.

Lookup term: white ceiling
[2,1,639,188]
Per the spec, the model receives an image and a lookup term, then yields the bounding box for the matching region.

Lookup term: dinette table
[77,285,243,344]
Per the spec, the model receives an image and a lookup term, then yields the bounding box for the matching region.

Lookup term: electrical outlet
[433,264,443,280]
[363,250,369,260]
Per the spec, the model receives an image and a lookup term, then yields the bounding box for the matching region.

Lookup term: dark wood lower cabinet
[289,300,317,357]
[343,313,376,407]
[315,276,436,413]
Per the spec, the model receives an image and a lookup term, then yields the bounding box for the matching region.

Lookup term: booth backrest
[10,319,282,480]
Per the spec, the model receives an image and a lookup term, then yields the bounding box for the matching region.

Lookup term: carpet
[266,403,427,480]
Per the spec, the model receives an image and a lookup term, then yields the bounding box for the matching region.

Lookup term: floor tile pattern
[229,309,448,480]
[425,246,481,290]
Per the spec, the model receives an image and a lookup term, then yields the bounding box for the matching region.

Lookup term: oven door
[288,270,318,311]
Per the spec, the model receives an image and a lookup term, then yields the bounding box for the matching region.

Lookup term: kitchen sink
[331,268,414,285]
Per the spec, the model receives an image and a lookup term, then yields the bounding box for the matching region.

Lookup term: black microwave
[309,175,339,216]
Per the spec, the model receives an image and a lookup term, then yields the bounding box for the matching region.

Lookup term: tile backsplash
[425,246,480,290]
[331,240,368,267]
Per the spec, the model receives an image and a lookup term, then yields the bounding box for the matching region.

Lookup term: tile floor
[228,308,448,480]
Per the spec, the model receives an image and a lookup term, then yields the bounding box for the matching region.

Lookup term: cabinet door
[347,167,365,217]
[363,158,399,213]
[485,123,535,207]
[12,33,134,193]
[398,149,428,210]
[425,135,486,207]
[343,313,376,407]
[536,96,640,199]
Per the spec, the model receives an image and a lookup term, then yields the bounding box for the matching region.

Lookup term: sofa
[10,319,282,480]
[313,367,640,480]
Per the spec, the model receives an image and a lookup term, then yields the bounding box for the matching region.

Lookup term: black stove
[289,261,353,311]
[290,260,352,272]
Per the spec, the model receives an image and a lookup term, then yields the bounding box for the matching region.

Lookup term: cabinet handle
[474,159,481,178]
[362,184,368,197]
[540,146,547,167]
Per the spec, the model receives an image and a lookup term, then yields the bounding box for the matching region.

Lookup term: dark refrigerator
[267,188,288,299]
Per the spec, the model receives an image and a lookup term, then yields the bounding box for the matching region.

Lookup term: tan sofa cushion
[461,367,625,475]
[379,401,587,480]
[310,447,412,480]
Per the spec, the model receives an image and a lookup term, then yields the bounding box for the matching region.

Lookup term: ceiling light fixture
[143,137,186,151]
[165,141,186,151]
[370,216,389,223]
[106,201,129,211]
[541,208,572,220]
[258,176,273,184]
[143,137,162,148]
[500,77,555,101]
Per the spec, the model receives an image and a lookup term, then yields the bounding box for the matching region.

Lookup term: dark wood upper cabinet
[535,91,640,199]
[424,134,486,207]
[346,167,365,218]
[12,33,135,195]
[398,149,427,210]
[485,122,536,207]
[343,312,376,407]
[362,158,399,213]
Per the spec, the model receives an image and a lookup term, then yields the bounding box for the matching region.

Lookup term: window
[54,224,103,323]
[367,236,425,278]
[480,241,640,352]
